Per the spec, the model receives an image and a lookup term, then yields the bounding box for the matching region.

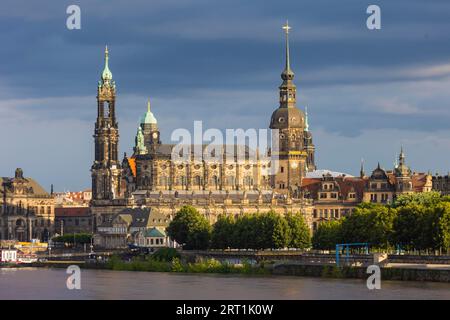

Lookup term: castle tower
[269,22,314,194]
[91,46,122,200]
[394,146,412,193]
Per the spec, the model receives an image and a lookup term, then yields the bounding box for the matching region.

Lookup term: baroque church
[91,23,318,231]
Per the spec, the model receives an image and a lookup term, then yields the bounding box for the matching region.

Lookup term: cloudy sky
[1,0,450,191]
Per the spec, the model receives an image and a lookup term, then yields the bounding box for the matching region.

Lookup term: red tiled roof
[301,177,366,200]
[55,207,91,218]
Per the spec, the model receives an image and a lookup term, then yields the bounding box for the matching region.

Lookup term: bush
[152,248,180,262]
[52,233,92,245]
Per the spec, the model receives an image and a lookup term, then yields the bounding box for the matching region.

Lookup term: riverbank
[272,262,450,283]
[7,248,446,282]
[22,257,450,283]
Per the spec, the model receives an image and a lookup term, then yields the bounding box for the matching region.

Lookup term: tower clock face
[152,132,158,139]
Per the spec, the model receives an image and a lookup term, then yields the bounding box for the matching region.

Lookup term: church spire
[281,21,294,81]
[360,158,365,178]
[399,145,405,165]
[279,21,296,108]
[101,45,113,83]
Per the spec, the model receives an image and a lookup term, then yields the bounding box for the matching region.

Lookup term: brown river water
[0,268,449,300]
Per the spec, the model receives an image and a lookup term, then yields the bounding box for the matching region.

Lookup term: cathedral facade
[91,24,317,229]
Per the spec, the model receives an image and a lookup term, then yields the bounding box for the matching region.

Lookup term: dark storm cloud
[1,0,450,189]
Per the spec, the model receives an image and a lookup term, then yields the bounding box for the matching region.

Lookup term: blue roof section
[144,227,166,238]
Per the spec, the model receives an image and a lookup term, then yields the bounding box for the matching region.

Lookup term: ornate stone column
[187,163,192,191]
[169,162,174,191]
[236,164,241,191]
[203,161,209,190]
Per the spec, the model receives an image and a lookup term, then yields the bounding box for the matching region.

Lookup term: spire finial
[399,145,405,164]
[360,158,365,178]
[282,20,291,72]
[101,45,113,82]
[104,45,109,68]
[147,98,151,112]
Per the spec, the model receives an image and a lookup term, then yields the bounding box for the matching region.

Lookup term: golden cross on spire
[282,21,291,34]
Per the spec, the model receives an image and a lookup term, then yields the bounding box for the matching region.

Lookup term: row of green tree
[312,192,450,252]
[166,206,311,250]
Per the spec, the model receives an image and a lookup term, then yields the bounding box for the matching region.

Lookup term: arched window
[159,176,168,190]
[226,176,235,188]
[194,176,202,190]
[211,176,219,190]
[244,176,253,189]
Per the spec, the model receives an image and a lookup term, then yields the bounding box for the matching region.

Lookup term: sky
[1,0,450,191]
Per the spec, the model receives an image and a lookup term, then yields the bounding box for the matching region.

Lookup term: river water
[0,268,449,300]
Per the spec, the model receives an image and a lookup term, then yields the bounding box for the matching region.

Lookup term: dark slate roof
[118,207,152,228]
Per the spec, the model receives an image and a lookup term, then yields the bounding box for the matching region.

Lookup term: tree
[211,215,234,249]
[393,202,450,252]
[436,203,450,252]
[392,204,423,251]
[269,212,291,249]
[166,206,211,250]
[231,215,258,249]
[312,220,342,250]
[340,203,396,249]
[393,191,442,208]
[285,212,311,249]
[226,212,292,250]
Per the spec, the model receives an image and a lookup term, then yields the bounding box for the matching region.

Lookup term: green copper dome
[141,100,157,125]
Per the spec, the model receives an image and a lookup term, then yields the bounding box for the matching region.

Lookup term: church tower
[394,147,413,193]
[141,99,161,149]
[91,46,122,200]
[269,22,314,195]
